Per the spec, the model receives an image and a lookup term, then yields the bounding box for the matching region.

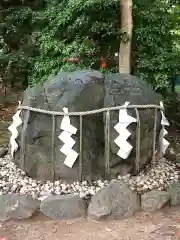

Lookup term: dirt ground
[1,206,180,240]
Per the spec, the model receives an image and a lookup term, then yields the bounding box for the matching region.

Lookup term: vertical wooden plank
[152,108,158,166]
[52,114,56,182]
[104,110,110,179]
[20,110,30,169]
[79,115,83,181]
[135,108,140,174]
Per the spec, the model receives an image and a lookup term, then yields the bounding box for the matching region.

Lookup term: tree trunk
[119,0,133,74]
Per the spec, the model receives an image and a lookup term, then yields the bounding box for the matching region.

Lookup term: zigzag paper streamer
[59,108,78,168]
[114,101,137,159]
[159,101,170,155]
[8,106,22,158]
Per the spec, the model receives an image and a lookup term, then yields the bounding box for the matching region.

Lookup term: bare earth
[1,207,180,240]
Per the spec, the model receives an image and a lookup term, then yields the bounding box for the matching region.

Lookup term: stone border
[0,180,179,222]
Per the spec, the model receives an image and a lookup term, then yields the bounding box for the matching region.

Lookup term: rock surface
[104,73,161,175]
[167,182,180,206]
[40,195,86,219]
[0,147,8,158]
[13,70,160,181]
[15,70,105,181]
[0,194,40,221]
[88,180,140,220]
[141,190,170,212]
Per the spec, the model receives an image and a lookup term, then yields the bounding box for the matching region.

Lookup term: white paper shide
[8,108,22,158]
[59,108,78,168]
[159,101,170,155]
[114,101,137,159]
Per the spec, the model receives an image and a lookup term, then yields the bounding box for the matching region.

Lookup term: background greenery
[0,0,180,95]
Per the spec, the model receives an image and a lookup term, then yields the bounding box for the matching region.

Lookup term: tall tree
[119,0,133,74]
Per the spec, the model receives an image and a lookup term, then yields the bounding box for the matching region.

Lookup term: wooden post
[105,110,110,179]
[20,110,30,169]
[52,114,56,182]
[152,108,157,166]
[135,108,140,174]
[79,115,83,181]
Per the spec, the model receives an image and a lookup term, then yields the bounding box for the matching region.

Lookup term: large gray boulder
[13,70,160,181]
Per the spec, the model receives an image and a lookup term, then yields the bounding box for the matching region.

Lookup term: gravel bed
[0,155,179,201]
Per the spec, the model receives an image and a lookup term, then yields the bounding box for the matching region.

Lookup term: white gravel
[0,155,179,201]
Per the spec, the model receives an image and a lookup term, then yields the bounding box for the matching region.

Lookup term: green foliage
[0,0,43,88]
[1,0,180,92]
[29,0,121,85]
[133,0,180,93]
[28,0,180,91]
